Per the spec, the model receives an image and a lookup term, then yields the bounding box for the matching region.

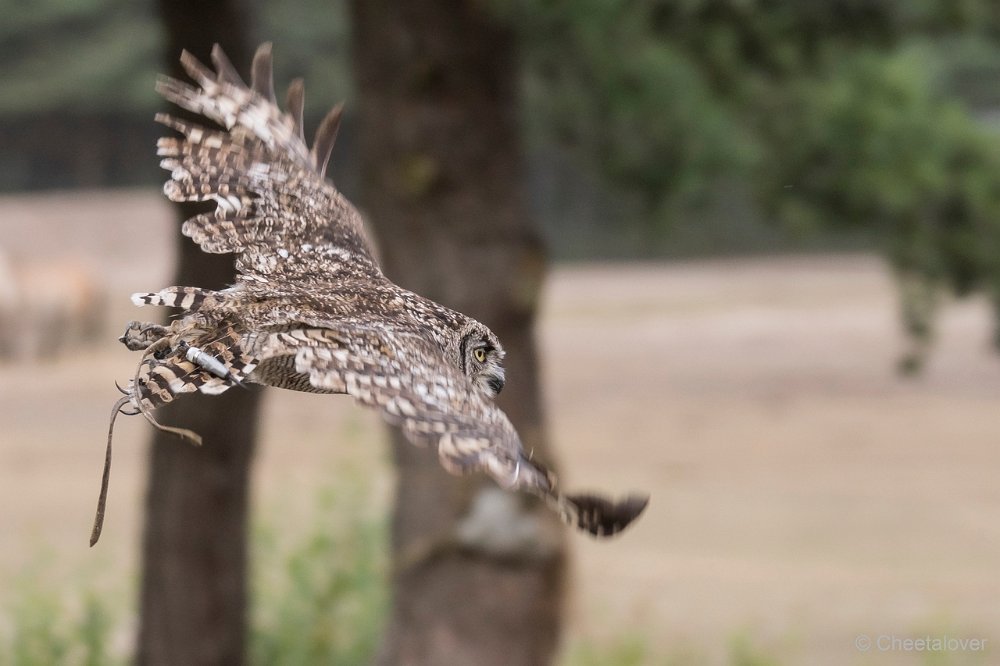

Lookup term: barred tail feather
[514,455,648,537]
[131,287,216,311]
[562,493,649,537]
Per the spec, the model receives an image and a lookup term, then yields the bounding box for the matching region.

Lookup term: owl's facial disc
[463,332,506,398]
[470,344,505,397]
[472,342,505,397]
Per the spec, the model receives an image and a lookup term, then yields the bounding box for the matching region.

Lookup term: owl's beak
[486,372,505,396]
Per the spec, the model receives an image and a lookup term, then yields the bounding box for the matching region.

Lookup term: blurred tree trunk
[350,2,568,664]
[137,4,258,665]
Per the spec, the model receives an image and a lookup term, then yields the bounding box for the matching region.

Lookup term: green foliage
[0,481,386,666]
[728,631,783,666]
[517,0,1000,222]
[560,631,791,666]
[0,556,123,666]
[0,0,351,116]
[520,0,753,214]
[249,483,387,666]
[257,0,353,106]
[0,0,161,114]
[755,44,1000,363]
[561,634,652,666]
[515,0,1000,360]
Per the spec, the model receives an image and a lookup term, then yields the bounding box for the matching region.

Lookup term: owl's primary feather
[91,44,648,546]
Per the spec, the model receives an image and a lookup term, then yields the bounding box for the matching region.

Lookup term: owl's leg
[118,320,170,351]
[131,286,218,312]
[177,339,248,387]
[127,337,204,445]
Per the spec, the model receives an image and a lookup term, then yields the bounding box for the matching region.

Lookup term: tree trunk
[137,4,258,665]
[350,2,568,664]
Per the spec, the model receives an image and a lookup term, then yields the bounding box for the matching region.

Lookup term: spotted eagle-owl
[90,44,648,546]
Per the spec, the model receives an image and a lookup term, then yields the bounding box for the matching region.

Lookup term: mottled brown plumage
[91,44,648,546]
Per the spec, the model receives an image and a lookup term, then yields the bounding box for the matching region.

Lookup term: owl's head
[457,321,506,398]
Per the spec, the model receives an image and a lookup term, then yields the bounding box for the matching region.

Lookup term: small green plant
[561,634,653,666]
[0,558,123,666]
[728,630,783,666]
[250,482,388,666]
[0,477,386,666]
[562,630,793,666]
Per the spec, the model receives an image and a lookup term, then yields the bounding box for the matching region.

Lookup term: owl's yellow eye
[474,348,487,363]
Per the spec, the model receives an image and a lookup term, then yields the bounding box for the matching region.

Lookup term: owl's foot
[118,321,169,351]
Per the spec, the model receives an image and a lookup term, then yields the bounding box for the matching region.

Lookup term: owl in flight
[91,44,648,546]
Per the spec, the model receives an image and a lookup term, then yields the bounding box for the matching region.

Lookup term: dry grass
[2,191,999,664]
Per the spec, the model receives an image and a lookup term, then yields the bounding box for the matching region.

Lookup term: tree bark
[350,2,567,664]
[137,4,258,665]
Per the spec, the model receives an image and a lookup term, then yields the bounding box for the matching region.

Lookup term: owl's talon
[119,321,170,351]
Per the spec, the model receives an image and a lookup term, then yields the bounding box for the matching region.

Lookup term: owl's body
[91,44,647,546]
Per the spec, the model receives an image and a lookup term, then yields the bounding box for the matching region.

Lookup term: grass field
[2,191,999,664]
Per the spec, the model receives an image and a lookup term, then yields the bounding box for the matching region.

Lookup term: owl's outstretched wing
[155,43,379,283]
[254,324,648,537]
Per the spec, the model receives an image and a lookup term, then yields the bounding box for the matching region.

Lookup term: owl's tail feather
[515,455,648,537]
[560,493,650,538]
[131,286,217,312]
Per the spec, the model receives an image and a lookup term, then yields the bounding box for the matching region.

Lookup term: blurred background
[3,1,1000,664]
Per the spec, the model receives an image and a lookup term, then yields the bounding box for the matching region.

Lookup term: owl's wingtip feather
[251,42,276,103]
